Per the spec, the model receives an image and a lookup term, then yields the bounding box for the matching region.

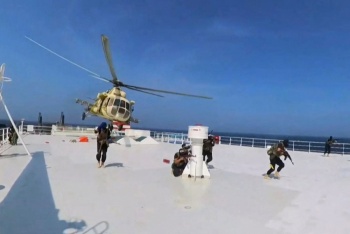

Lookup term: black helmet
[181,143,186,148]
[283,139,289,148]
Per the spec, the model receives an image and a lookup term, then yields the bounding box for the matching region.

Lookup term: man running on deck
[95,122,111,168]
[265,139,293,179]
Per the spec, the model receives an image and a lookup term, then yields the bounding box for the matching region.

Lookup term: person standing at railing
[324,136,336,157]
[8,126,18,145]
[264,139,293,179]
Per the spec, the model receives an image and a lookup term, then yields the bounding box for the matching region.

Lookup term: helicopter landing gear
[82,112,86,120]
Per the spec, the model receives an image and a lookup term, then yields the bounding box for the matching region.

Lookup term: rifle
[283,151,294,165]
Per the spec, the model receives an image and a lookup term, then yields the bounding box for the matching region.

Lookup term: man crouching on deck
[265,139,293,179]
[172,144,191,177]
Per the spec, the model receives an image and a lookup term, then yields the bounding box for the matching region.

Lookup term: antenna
[0,64,31,156]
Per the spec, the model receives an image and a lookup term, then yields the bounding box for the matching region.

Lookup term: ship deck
[1,134,350,234]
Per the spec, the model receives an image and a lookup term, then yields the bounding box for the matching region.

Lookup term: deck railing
[0,128,9,146]
[150,131,350,155]
[1,126,349,155]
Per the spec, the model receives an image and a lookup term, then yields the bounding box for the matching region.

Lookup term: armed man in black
[265,139,293,179]
[203,135,215,165]
[172,144,191,177]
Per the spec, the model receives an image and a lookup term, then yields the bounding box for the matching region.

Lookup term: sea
[1,119,349,154]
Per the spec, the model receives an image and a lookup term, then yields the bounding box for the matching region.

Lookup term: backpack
[267,144,277,155]
[98,128,109,146]
[267,143,286,158]
[203,139,213,151]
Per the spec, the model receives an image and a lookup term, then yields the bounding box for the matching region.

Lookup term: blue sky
[0,0,349,137]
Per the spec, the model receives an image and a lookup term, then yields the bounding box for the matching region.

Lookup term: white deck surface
[1,135,350,234]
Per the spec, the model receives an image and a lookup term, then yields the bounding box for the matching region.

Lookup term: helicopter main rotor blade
[90,74,113,83]
[26,35,213,100]
[91,74,163,97]
[25,36,101,77]
[126,86,164,97]
[122,84,213,99]
[101,34,119,83]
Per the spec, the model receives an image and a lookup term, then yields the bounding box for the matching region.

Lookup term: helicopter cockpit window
[118,100,126,114]
[120,100,126,108]
[110,106,118,116]
[108,98,130,120]
[113,99,121,107]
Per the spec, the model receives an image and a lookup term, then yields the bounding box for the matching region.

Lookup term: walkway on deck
[1,135,350,234]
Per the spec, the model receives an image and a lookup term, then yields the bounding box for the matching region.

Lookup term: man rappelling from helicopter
[26,34,212,130]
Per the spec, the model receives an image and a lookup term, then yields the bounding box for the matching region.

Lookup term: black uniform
[203,137,215,164]
[96,123,111,164]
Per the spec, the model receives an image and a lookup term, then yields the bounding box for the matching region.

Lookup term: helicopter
[25,35,212,130]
